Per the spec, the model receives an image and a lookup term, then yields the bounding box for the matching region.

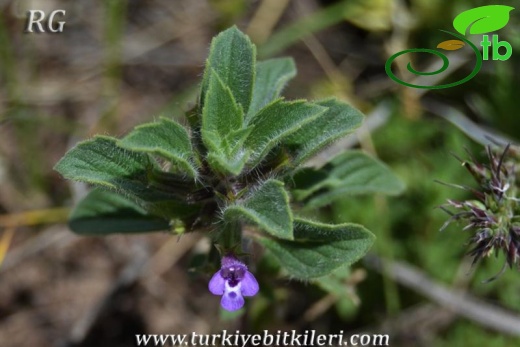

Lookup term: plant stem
[221,221,242,253]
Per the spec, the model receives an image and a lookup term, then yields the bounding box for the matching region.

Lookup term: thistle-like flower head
[440,145,519,280]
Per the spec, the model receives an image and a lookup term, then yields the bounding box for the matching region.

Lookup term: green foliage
[257,219,374,279]
[247,58,296,119]
[118,117,198,178]
[54,26,403,280]
[69,188,170,235]
[201,26,255,113]
[245,99,326,165]
[434,321,516,347]
[283,98,365,166]
[202,69,249,175]
[55,135,152,190]
[292,150,405,209]
[225,179,293,240]
[54,135,201,219]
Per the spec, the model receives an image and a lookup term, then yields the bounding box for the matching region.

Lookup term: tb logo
[481,35,512,61]
[386,5,515,89]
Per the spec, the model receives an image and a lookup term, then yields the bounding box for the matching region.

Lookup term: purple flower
[208,255,259,311]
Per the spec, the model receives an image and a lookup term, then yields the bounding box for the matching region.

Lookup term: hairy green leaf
[292,151,405,208]
[202,70,250,175]
[453,5,514,35]
[54,136,199,219]
[118,117,198,178]
[246,57,296,121]
[201,26,255,113]
[206,150,250,177]
[224,179,293,240]
[69,188,170,235]
[258,218,375,279]
[283,98,364,166]
[202,70,244,145]
[246,99,327,166]
[54,135,152,189]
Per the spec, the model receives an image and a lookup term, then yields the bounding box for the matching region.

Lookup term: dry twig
[365,255,520,337]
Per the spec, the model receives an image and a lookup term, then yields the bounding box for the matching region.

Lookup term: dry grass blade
[0,226,14,268]
[0,208,70,228]
[365,255,520,337]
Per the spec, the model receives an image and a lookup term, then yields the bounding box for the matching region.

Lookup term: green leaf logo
[453,5,514,35]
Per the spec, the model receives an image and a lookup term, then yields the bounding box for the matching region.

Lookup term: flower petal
[240,271,259,296]
[221,254,243,268]
[208,271,225,295]
[221,284,245,311]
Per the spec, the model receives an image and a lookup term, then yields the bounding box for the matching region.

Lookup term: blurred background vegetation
[0,0,519,346]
